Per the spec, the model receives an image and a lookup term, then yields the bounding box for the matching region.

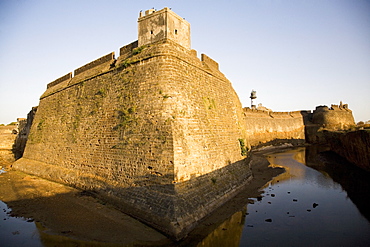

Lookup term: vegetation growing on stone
[114,107,136,129]
[202,97,216,110]
[238,138,248,156]
[95,88,107,97]
[37,119,45,131]
[132,46,146,55]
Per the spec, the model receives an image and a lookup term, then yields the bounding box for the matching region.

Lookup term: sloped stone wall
[0,126,17,165]
[312,105,355,130]
[13,40,251,240]
[324,130,370,172]
[243,108,305,147]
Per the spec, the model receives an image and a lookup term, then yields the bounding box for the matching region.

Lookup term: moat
[1,147,370,246]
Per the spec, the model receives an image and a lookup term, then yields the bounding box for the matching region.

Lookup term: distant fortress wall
[312,104,355,130]
[243,108,306,147]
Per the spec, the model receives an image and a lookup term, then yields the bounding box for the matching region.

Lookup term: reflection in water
[196,210,245,247]
[240,147,370,246]
[188,147,370,246]
[0,201,42,247]
[306,146,370,222]
[1,147,370,246]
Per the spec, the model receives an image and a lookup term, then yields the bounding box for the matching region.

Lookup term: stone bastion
[12,7,355,240]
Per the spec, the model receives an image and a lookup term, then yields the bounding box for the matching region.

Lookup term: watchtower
[250,90,257,109]
[138,7,191,49]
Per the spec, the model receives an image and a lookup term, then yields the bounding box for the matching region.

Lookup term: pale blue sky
[0,0,369,124]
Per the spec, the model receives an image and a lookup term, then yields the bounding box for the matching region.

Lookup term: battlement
[330,103,349,111]
[74,52,115,76]
[44,36,226,99]
[42,52,116,99]
[312,102,355,130]
[47,72,72,89]
[201,54,219,71]
[45,7,193,94]
[119,40,138,59]
[243,107,302,119]
[138,7,191,49]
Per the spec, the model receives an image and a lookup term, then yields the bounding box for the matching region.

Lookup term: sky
[0,0,369,124]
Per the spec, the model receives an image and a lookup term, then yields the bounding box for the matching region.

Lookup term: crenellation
[47,72,72,89]
[144,9,156,16]
[74,52,115,76]
[201,54,219,71]
[311,102,355,130]
[330,104,340,110]
[138,7,191,50]
[119,40,138,59]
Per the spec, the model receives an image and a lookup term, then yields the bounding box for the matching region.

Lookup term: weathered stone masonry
[12,7,356,240]
[14,8,252,239]
[243,108,305,147]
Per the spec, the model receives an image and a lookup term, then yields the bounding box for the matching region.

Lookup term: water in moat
[0,200,42,247]
[1,147,370,246]
[238,147,370,246]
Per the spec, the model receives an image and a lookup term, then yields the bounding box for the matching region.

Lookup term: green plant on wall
[132,45,146,55]
[28,119,45,143]
[121,59,133,69]
[95,88,107,98]
[202,97,216,110]
[37,119,45,131]
[159,89,171,99]
[112,101,139,148]
[238,138,248,156]
[113,106,137,131]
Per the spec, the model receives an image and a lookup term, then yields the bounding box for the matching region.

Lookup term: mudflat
[0,153,283,246]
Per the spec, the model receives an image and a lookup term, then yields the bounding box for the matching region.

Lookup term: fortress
[13,8,355,240]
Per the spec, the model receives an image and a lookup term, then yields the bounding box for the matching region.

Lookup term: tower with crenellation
[138,7,191,49]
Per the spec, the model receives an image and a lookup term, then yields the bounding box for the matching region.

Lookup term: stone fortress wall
[0,125,18,166]
[311,102,355,130]
[14,8,252,239]
[243,108,306,147]
[12,7,356,240]
[242,101,355,147]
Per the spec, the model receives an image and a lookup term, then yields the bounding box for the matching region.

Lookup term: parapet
[312,102,355,129]
[330,102,350,111]
[42,52,116,99]
[314,105,330,112]
[243,107,303,119]
[74,52,115,76]
[201,54,219,71]
[119,41,138,60]
[315,102,352,113]
[269,111,294,119]
[47,72,72,89]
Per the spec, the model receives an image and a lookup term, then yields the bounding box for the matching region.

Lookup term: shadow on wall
[12,107,37,160]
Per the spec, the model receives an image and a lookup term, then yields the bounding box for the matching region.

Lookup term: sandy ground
[0,153,283,246]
